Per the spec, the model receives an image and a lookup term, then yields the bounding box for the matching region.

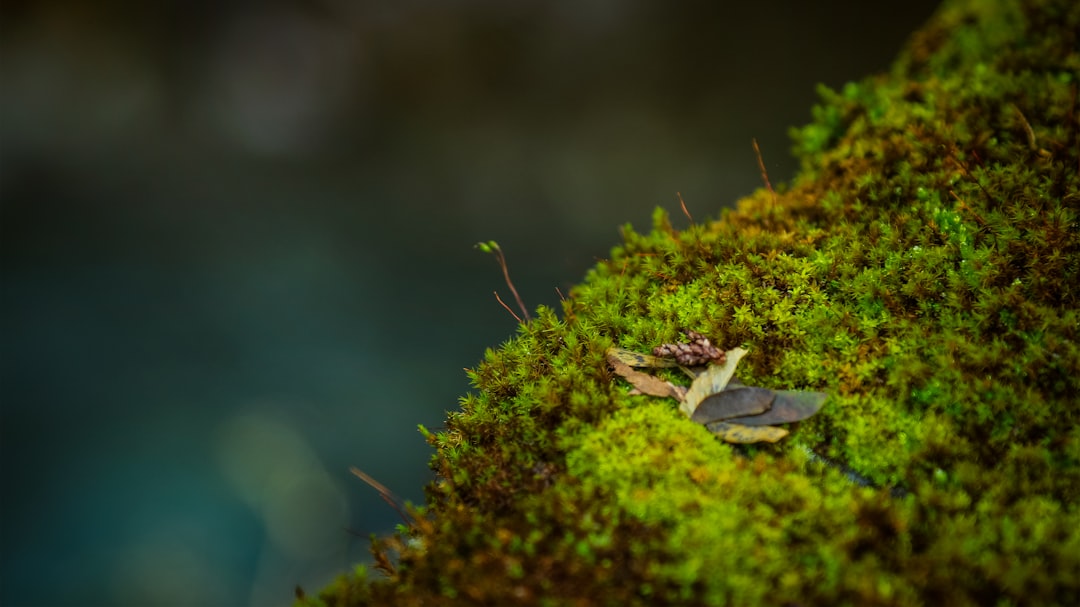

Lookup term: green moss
[304,0,1080,604]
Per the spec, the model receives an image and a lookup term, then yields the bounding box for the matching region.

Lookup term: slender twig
[493,291,524,323]
[477,241,531,322]
[495,247,530,321]
[677,191,695,225]
[752,138,777,207]
[350,467,413,526]
[1009,103,1037,151]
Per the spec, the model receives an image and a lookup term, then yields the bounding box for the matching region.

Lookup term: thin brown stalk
[493,291,524,323]
[1009,103,1037,151]
[495,247,530,321]
[478,242,531,322]
[752,138,777,207]
[677,191,695,225]
[350,466,413,526]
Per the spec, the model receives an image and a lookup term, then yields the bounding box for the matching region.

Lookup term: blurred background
[1,1,938,605]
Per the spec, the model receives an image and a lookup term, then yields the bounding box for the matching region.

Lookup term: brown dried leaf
[722,390,827,426]
[680,348,748,417]
[689,386,775,424]
[606,347,680,368]
[705,421,789,444]
[606,352,683,399]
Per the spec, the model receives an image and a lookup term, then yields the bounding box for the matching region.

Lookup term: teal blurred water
[0,1,938,604]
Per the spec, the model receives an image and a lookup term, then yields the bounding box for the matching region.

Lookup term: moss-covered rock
[304,0,1080,604]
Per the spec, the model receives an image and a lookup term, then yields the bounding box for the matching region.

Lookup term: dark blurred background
[0,1,938,605]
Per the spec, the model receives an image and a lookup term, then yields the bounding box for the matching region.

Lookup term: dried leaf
[606,352,683,399]
[606,347,680,368]
[680,348,748,417]
[605,344,826,445]
[706,421,789,443]
[689,386,775,424]
[721,390,827,426]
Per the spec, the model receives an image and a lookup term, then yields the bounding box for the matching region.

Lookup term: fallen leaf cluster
[607,342,826,443]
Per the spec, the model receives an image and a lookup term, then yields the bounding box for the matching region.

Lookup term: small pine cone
[653,330,726,366]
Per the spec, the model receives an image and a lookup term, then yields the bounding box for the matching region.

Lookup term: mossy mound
[305,0,1080,604]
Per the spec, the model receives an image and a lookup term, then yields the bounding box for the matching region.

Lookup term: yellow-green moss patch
[304,0,1080,604]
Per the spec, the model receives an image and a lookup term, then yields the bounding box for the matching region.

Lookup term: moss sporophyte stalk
[303,0,1080,604]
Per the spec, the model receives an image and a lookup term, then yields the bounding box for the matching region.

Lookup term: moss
[303,0,1080,604]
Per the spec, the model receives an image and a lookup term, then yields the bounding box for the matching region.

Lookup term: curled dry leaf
[606,350,683,399]
[689,386,775,424]
[606,347,680,369]
[719,390,827,426]
[680,348,748,417]
[691,387,827,427]
[705,421,789,444]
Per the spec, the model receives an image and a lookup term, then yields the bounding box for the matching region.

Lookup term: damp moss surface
[302,0,1080,605]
